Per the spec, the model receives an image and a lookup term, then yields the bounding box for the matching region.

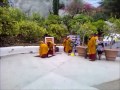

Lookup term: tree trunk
[53,0,59,15]
[82,34,85,46]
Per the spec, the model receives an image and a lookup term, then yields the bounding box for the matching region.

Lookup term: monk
[63,37,67,52]
[39,41,48,58]
[87,34,96,61]
[94,34,98,41]
[94,34,99,46]
[65,37,72,55]
[47,41,54,56]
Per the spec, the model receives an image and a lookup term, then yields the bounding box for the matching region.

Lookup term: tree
[92,12,108,21]
[99,17,120,49]
[100,0,120,18]
[65,14,97,45]
[103,17,120,36]
[114,19,120,33]
[61,15,73,33]
[93,19,106,36]
[62,14,93,35]
[53,0,59,15]
[66,0,83,16]
[82,3,94,15]
[0,0,9,7]
[76,22,97,45]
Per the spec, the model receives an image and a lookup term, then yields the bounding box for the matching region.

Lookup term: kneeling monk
[47,41,54,56]
[39,41,48,58]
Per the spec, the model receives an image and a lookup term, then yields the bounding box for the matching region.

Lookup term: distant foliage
[8,7,27,21]
[66,0,83,16]
[100,0,120,18]
[29,12,44,26]
[0,5,120,47]
[44,14,61,25]
[44,14,68,42]
[0,7,19,36]
[0,7,46,46]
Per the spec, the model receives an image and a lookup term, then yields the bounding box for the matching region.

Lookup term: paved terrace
[0,47,120,90]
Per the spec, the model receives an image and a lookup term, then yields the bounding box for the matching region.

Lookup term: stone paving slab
[94,79,120,90]
[0,53,120,90]
[23,72,98,90]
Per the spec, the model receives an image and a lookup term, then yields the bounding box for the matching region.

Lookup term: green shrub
[44,14,62,25]
[0,7,19,36]
[93,19,106,36]
[8,7,27,21]
[29,12,45,26]
[18,20,47,43]
[47,24,68,41]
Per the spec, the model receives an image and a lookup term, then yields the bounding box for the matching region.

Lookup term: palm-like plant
[77,22,97,45]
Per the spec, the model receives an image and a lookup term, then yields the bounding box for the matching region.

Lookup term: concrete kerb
[0,46,64,57]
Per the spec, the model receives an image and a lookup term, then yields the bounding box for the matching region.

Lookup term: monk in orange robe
[47,41,54,56]
[63,37,67,52]
[87,34,96,61]
[94,34,98,45]
[39,41,48,58]
[65,37,72,54]
[94,34,98,40]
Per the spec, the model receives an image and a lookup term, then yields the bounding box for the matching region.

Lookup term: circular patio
[0,46,120,90]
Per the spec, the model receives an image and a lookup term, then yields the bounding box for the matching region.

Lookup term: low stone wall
[0,46,64,57]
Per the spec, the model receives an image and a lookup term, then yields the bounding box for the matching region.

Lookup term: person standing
[87,34,96,61]
[85,37,90,59]
[65,36,72,55]
[72,38,77,55]
[97,37,104,60]
[63,37,67,52]
[94,34,98,42]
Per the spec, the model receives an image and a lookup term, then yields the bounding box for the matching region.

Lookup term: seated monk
[47,41,54,56]
[39,41,48,58]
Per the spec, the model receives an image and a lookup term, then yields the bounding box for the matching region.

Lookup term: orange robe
[87,36,96,60]
[95,36,98,45]
[63,39,66,52]
[39,43,48,58]
[47,41,54,55]
[95,36,98,40]
[65,38,72,53]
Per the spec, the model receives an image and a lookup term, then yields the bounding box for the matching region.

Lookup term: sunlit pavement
[0,52,120,90]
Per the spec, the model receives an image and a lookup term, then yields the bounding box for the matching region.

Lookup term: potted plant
[76,22,97,56]
[103,18,120,60]
[67,14,97,57]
